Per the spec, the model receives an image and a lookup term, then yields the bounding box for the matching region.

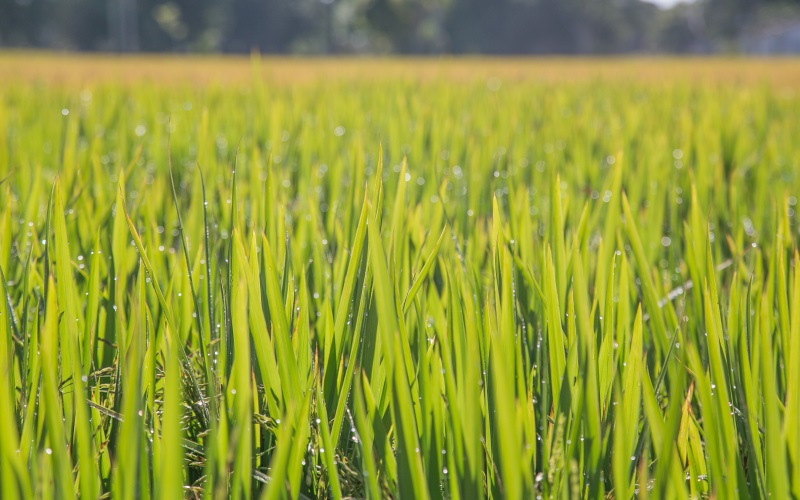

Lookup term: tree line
[1,0,798,54]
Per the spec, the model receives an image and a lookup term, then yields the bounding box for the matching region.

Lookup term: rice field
[0,54,799,498]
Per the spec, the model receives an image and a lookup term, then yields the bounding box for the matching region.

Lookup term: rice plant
[0,56,798,498]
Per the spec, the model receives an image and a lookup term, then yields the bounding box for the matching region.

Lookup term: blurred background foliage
[3,0,800,54]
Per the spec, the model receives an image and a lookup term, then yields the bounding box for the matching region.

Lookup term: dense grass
[1,57,799,498]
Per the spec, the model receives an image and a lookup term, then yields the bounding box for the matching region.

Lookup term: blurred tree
[364,0,449,52]
[0,0,110,50]
[446,0,658,54]
[113,0,139,51]
[222,0,313,53]
[0,0,49,47]
[137,0,224,51]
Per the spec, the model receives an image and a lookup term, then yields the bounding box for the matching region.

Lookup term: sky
[643,0,695,9]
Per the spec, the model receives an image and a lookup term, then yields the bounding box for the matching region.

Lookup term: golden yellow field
[3,52,800,87]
